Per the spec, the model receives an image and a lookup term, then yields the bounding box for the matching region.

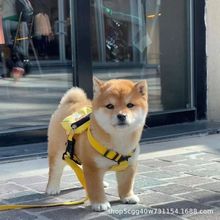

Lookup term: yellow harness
[0,107,135,211]
[62,106,135,172]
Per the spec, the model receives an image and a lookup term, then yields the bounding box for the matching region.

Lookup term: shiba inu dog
[46,77,148,211]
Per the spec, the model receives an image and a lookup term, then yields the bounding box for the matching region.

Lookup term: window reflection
[92,0,192,112]
[0,0,72,132]
[92,0,161,65]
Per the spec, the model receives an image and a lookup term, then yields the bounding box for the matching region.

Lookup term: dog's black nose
[117,113,126,122]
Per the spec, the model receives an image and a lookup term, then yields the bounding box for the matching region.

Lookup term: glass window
[91,0,193,112]
[0,0,72,132]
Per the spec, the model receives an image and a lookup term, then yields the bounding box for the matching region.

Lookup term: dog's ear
[93,77,104,97]
[135,80,148,96]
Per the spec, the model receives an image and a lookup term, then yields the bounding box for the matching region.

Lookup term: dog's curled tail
[60,87,88,106]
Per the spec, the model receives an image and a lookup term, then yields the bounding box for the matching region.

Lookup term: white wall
[206,0,220,122]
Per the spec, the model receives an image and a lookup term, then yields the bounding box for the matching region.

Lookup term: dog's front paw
[121,195,140,204]
[91,201,111,212]
[46,184,60,195]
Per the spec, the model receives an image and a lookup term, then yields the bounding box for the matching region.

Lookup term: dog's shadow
[2,186,84,205]
[58,186,83,195]
[2,186,122,214]
[59,187,122,206]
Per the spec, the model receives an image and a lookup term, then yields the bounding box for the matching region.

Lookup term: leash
[0,153,88,211]
[0,198,88,211]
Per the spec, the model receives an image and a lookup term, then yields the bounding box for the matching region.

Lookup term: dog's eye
[127,103,135,108]
[106,104,114,109]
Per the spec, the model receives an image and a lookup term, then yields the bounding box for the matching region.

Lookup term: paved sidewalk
[1,134,220,220]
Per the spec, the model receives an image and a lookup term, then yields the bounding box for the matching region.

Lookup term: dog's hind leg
[46,151,66,195]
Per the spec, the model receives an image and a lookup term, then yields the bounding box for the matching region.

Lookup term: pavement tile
[195,162,220,170]
[0,210,38,220]
[133,214,185,220]
[88,215,115,220]
[185,152,220,161]
[159,152,220,163]
[61,181,82,191]
[0,183,28,195]
[26,181,80,194]
[140,159,172,168]
[177,159,214,166]
[185,167,220,178]
[0,180,6,184]
[108,195,120,203]
[1,191,47,204]
[208,201,220,208]
[53,187,86,202]
[196,182,220,193]
[10,176,48,186]
[151,183,197,195]
[134,176,167,193]
[104,172,117,183]
[41,206,101,220]
[213,176,220,180]
[160,164,192,173]
[106,187,153,200]
[140,170,182,180]
[26,182,48,193]
[137,164,159,173]
[187,208,220,220]
[139,192,180,206]
[105,187,119,197]
[157,154,188,162]
[61,173,80,183]
[151,200,213,216]
[107,203,151,219]
[104,174,167,194]
[62,169,79,176]
[170,175,216,187]
[177,190,220,204]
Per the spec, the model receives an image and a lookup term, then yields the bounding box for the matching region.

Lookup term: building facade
[206,0,220,122]
[0,0,214,146]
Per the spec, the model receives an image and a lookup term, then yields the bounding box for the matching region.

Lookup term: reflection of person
[0,0,33,79]
[34,12,52,57]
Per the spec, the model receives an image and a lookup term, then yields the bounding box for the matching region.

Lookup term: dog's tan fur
[46,78,148,211]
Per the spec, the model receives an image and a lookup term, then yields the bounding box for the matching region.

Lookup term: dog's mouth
[115,122,129,127]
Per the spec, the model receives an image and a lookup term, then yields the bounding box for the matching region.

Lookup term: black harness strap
[63,115,91,165]
[71,114,91,129]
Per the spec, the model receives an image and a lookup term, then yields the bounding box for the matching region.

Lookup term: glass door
[91,0,194,115]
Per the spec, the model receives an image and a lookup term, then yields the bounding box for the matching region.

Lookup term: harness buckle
[104,149,132,163]
[104,149,120,161]
[104,149,110,158]
[117,155,130,164]
[112,152,119,160]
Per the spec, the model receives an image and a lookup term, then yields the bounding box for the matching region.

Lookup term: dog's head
[92,77,148,134]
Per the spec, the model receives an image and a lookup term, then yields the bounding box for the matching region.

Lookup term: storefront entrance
[79,0,197,126]
[0,0,206,146]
